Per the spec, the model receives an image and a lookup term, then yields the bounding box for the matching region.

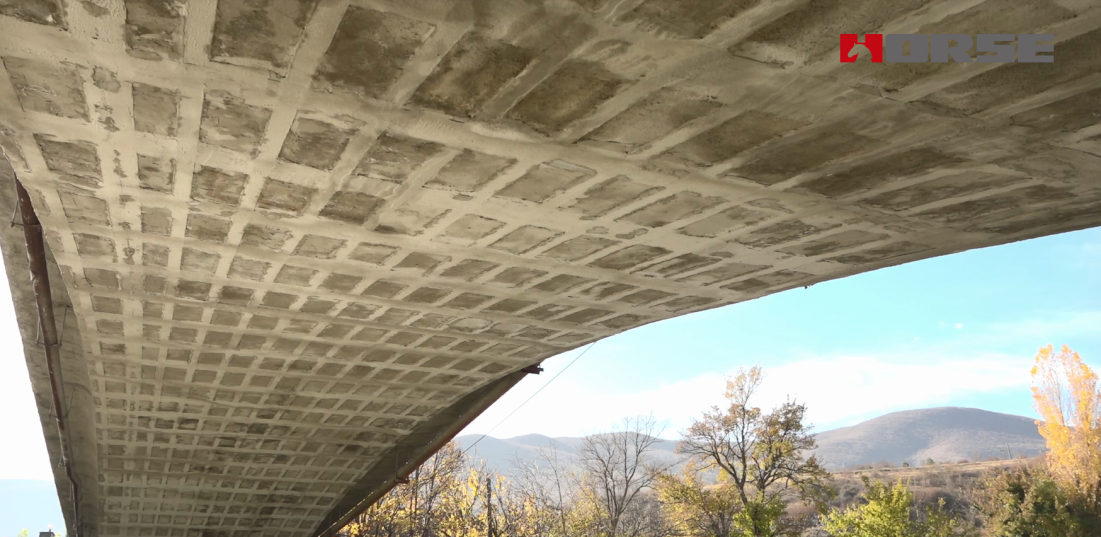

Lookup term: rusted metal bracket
[520,364,543,375]
[16,180,81,536]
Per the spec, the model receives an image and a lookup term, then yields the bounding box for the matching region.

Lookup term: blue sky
[463,226,1101,440]
[0,227,1098,511]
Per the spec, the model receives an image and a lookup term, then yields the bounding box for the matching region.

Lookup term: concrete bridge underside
[1,0,1099,535]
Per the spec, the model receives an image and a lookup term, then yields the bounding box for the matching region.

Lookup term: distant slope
[455,433,681,475]
[458,408,1047,474]
[0,479,65,536]
[811,407,1047,469]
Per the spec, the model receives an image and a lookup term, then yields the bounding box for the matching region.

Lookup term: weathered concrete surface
[0,0,1099,535]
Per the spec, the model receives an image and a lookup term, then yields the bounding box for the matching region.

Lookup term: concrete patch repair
[0,0,1098,535]
[841,34,1055,63]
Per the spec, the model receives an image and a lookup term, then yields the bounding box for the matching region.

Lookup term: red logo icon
[840,34,883,63]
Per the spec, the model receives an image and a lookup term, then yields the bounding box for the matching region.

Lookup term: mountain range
[455,407,1048,473]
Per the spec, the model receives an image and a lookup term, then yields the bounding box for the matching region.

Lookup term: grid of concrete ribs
[0,0,1098,535]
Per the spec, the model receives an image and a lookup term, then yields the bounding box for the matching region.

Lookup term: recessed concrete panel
[0,0,65,27]
[199,91,272,154]
[426,150,515,193]
[778,230,889,257]
[124,0,184,60]
[35,136,101,188]
[664,111,808,167]
[589,244,670,271]
[279,117,355,171]
[489,226,563,254]
[210,0,319,74]
[495,161,594,203]
[677,262,768,285]
[190,166,248,206]
[617,191,725,228]
[565,176,662,219]
[861,172,1026,212]
[131,83,180,137]
[721,269,814,293]
[825,241,933,266]
[507,60,629,135]
[1010,86,1101,134]
[678,205,772,238]
[793,148,964,199]
[583,88,722,149]
[621,0,758,39]
[734,132,886,186]
[412,34,535,117]
[735,219,830,249]
[312,6,434,99]
[354,133,444,184]
[4,58,86,120]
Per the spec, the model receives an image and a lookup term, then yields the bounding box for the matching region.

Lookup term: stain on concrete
[1010,86,1101,133]
[825,241,932,265]
[922,28,1101,115]
[507,60,628,136]
[584,88,721,149]
[92,67,120,93]
[426,149,515,193]
[184,213,232,243]
[489,226,563,255]
[211,0,319,74]
[735,219,829,248]
[861,172,1024,211]
[412,34,535,117]
[636,254,721,278]
[313,6,434,99]
[439,259,498,281]
[142,244,169,267]
[778,229,889,257]
[0,0,66,27]
[565,176,662,219]
[734,132,886,186]
[347,242,399,265]
[132,83,180,137]
[139,206,172,236]
[618,191,725,228]
[721,270,813,293]
[257,178,316,216]
[621,0,758,39]
[136,154,175,193]
[123,0,184,60]
[190,166,248,206]
[36,136,102,189]
[533,274,592,294]
[4,58,87,121]
[914,184,1075,225]
[495,161,593,203]
[240,223,292,252]
[677,262,768,285]
[279,117,355,171]
[677,205,771,238]
[181,247,221,274]
[664,111,808,167]
[376,205,451,236]
[437,214,506,245]
[200,91,272,155]
[74,233,116,260]
[537,235,616,262]
[589,244,669,271]
[354,132,444,184]
[394,252,449,274]
[793,147,963,199]
[273,265,316,286]
[293,234,346,260]
[490,266,546,287]
[318,191,385,225]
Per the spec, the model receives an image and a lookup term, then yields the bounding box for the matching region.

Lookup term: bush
[973,464,1101,537]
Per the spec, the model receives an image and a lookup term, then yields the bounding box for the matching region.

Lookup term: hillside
[458,407,1048,474]
[811,407,1046,470]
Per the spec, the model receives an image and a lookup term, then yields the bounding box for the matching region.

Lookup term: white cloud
[955,323,964,329]
[463,349,1034,440]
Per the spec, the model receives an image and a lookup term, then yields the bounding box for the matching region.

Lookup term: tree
[972,462,1101,537]
[822,477,974,537]
[1030,345,1101,511]
[657,464,743,537]
[576,415,672,537]
[679,366,832,537]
